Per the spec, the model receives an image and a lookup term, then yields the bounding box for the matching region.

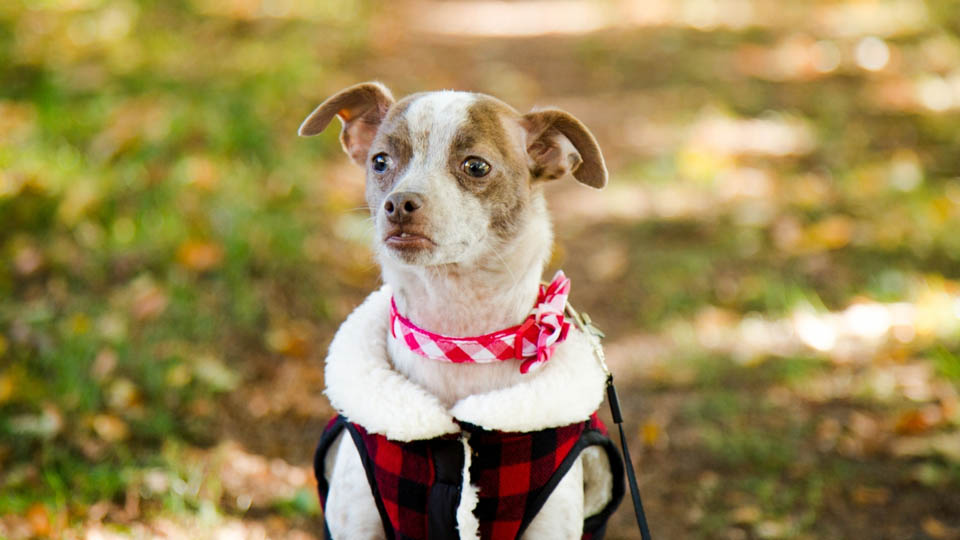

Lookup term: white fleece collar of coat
[324,285,608,442]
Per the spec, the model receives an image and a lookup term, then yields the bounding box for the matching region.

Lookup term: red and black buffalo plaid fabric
[314,414,624,540]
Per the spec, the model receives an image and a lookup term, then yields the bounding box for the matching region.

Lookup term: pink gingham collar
[389,271,572,374]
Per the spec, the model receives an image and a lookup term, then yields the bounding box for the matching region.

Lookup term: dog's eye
[371,153,392,173]
[462,157,491,178]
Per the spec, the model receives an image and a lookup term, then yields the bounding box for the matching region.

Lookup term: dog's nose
[384,192,423,224]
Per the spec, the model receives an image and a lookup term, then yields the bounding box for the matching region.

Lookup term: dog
[300,82,624,539]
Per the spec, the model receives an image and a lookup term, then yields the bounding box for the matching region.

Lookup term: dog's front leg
[521,456,585,540]
[324,431,386,539]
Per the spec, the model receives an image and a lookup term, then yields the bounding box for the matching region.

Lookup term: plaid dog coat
[320,285,623,539]
[315,414,624,540]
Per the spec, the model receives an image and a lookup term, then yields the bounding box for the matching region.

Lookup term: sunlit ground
[2,0,960,538]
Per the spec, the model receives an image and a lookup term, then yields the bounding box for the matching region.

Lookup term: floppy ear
[298,82,395,165]
[521,109,607,189]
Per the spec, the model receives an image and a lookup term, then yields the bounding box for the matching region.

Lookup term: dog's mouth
[384,227,435,251]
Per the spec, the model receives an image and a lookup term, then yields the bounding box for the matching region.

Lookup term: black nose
[384,191,423,224]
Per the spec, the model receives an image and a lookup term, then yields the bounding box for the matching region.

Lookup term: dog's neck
[382,205,552,337]
[379,194,555,407]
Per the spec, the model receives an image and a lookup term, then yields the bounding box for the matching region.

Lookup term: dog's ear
[298,82,395,165]
[521,109,607,189]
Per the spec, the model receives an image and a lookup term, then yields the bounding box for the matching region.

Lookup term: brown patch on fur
[449,97,532,240]
[364,97,418,211]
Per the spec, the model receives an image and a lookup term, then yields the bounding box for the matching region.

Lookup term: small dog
[301,83,624,539]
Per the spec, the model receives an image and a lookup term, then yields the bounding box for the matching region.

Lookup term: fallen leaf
[166,363,192,387]
[92,414,130,442]
[68,312,91,335]
[13,244,44,276]
[106,378,140,410]
[852,485,891,505]
[755,520,789,539]
[641,421,661,447]
[177,240,224,271]
[895,407,941,435]
[26,503,50,537]
[184,155,220,190]
[0,372,14,404]
[910,463,947,487]
[922,516,952,539]
[193,355,239,391]
[76,434,106,460]
[129,277,168,321]
[96,311,128,343]
[890,431,960,462]
[9,404,63,439]
[86,500,112,522]
[731,505,762,524]
[265,321,313,359]
[807,215,854,250]
[91,349,118,381]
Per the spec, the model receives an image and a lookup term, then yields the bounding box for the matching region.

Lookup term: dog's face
[299,83,607,267]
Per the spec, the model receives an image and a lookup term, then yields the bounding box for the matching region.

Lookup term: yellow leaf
[0,372,13,404]
[106,378,140,410]
[92,414,130,442]
[641,421,660,447]
[26,503,50,537]
[730,505,762,524]
[166,363,192,387]
[807,215,854,250]
[184,155,220,190]
[69,313,91,335]
[177,240,224,271]
[265,320,313,359]
[922,517,952,539]
[0,101,37,144]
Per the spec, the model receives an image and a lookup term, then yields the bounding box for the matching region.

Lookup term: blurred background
[2,0,960,538]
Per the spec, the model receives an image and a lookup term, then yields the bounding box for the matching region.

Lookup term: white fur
[456,434,481,540]
[581,445,614,517]
[324,288,460,442]
[524,457,584,539]
[323,432,383,539]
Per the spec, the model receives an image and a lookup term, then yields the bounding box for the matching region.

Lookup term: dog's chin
[380,232,438,265]
[379,237,481,268]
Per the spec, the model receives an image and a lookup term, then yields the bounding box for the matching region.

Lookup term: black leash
[565,303,653,540]
[606,376,653,540]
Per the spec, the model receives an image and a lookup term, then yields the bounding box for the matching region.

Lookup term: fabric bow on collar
[390,271,573,374]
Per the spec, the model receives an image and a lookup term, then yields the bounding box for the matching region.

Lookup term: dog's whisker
[489,242,521,294]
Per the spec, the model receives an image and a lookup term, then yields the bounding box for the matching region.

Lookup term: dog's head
[299,82,606,268]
